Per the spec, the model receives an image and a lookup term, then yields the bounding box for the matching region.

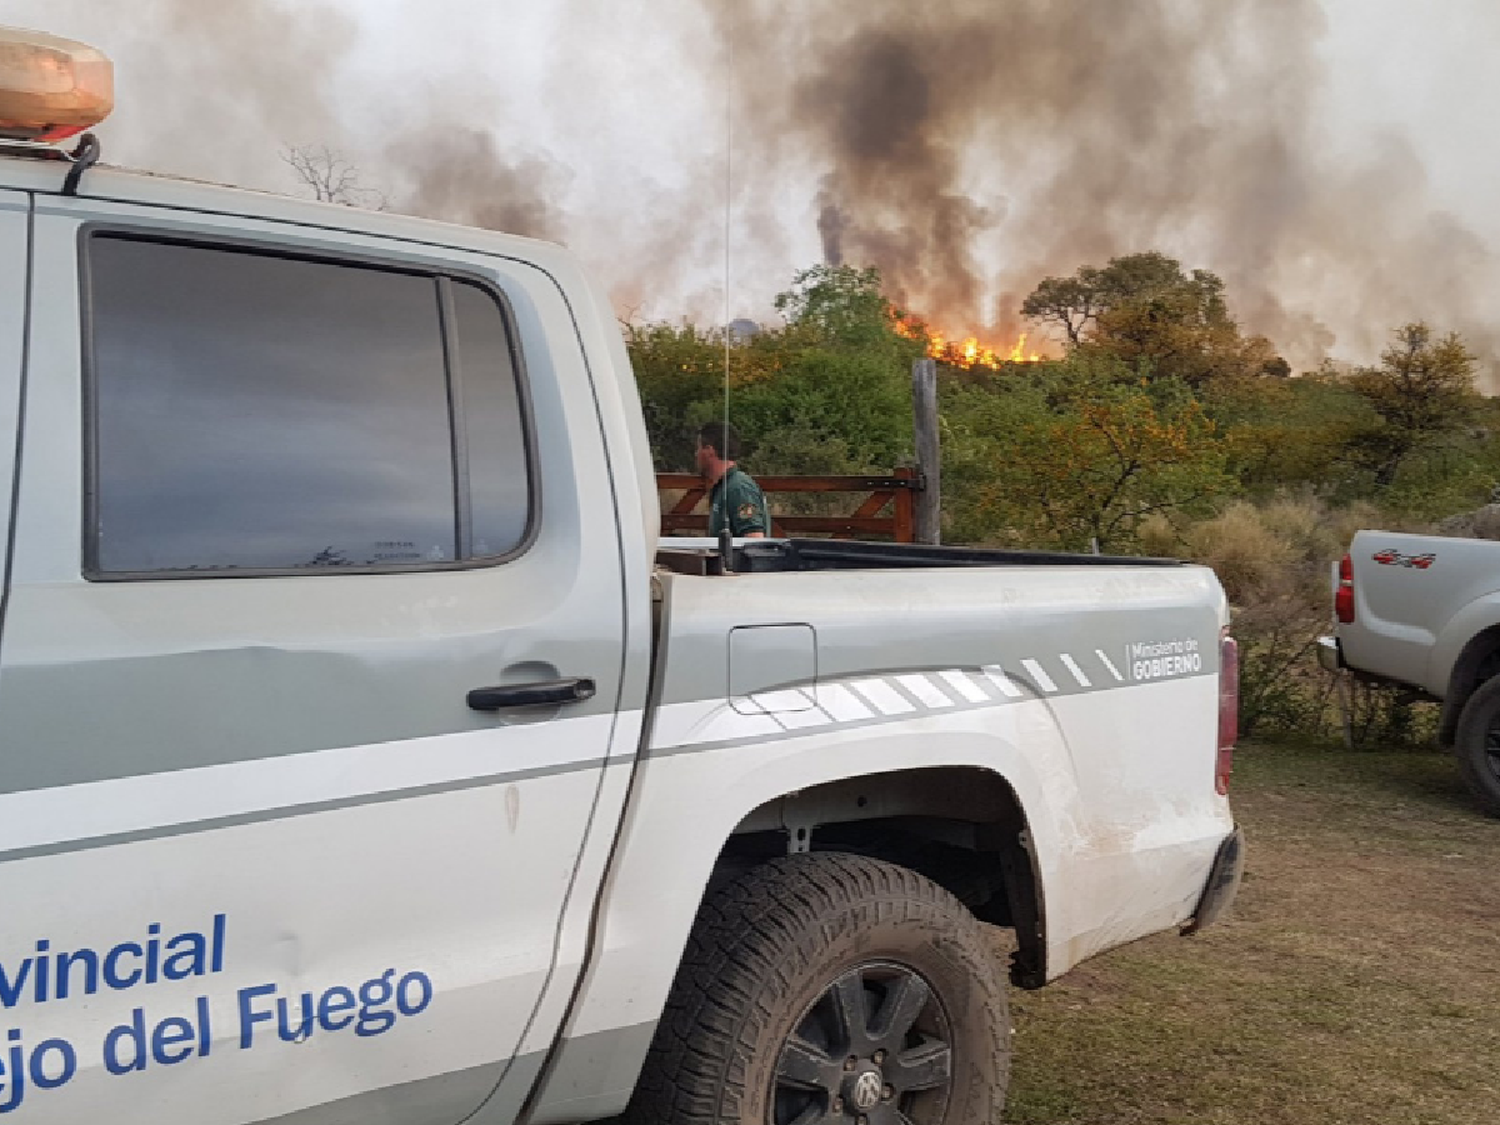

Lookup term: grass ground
[1003,740,1500,1124]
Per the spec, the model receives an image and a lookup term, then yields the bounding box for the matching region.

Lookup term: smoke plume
[706,0,1498,376]
[383,128,567,241]
[16,0,565,240]
[11,0,1499,380]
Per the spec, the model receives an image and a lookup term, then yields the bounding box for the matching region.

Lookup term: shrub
[1150,497,1343,739]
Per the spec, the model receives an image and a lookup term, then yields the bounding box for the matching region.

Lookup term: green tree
[1021,252,1216,345]
[1021,252,1283,386]
[1201,369,1376,499]
[1345,323,1481,487]
[726,348,912,473]
[628,265,921,475]
[773,264,926,361]
[625,321,736,469]
[944,362,1234,551]
[773,263,889,346]
[1017,269,1108,346]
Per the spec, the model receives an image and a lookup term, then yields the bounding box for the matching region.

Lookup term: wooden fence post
[912,357,941,545]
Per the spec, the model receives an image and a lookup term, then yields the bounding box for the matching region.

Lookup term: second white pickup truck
[0,28,1242,1125]
[1324,528,1500,816]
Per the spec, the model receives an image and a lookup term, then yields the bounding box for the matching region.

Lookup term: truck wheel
[618,852,1010,1124]
[1455,676,1500,817]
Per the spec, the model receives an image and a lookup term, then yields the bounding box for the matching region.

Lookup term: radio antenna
[721,31,733,461]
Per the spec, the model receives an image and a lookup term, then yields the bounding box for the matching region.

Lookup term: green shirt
[709,466,770,536]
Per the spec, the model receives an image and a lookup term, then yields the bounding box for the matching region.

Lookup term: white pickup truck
[0,28,1242,1125]
[1323,528,1500,816]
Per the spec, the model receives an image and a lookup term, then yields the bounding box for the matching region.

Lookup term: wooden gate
[656,467,919,542]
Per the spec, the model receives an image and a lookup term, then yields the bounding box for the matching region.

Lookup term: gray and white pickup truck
[1323,528,1500,816]
[0,28,1242,1125]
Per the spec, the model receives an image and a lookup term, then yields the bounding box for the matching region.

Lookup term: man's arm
[729,495,768,538]
[725,471,771,537]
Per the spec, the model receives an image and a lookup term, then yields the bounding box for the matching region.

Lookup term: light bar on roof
[0,26,113,143]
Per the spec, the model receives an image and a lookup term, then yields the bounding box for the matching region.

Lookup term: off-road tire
[617,851,1010,1124]
[1454,675,1500,817]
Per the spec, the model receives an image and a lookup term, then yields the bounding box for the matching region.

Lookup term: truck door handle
[466,677,596,712]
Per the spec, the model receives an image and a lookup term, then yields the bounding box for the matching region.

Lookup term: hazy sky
[8,0,1499,379]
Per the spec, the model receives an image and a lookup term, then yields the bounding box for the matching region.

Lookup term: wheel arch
[716,765,1048,989]
[519,760,1051,1123]
[1439,623,1500,745]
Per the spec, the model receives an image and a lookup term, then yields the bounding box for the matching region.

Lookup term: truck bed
[657,537,1185,575]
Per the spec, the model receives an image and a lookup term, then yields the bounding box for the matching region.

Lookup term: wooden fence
[657,467,920,542]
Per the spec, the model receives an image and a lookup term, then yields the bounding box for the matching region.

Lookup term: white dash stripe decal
[850,678,917,716]
[1059,653,1091,688]
[1021,659,1059,693]
[817,683,876,722]
[939,669,990,704]
[980,665,1023,698]
[775,706,837,731]
[896,674,955,708]
[752,688,818,712]
[1096,648,1126,682]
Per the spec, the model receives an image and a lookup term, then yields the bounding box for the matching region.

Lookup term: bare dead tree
[280,144,385,209]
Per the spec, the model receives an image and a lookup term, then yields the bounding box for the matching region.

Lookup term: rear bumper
[1181,826,1245,935]
[1316,635,1344,672]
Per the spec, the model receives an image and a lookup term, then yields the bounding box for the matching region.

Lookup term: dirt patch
[1003,741,1500,1124]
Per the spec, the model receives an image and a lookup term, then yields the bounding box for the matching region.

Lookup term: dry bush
[1153,494,1434,745]
[1105,496,1432,743]
[1344,679,1440,749]
[1134,512,1180,558]
[1260,495,1434,747]
[1145,497,1340,739]
[1324,498,1387,547]
[1257,495,1350,564]
[1182,501,1301,604]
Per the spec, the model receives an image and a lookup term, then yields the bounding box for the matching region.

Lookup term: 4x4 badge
[1372,549,1436,569]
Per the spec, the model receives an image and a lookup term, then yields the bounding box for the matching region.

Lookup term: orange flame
[891,309,1042,367]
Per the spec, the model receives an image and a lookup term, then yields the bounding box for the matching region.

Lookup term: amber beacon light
[0,26,113,143]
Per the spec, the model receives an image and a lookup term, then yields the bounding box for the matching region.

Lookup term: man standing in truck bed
[696,421,769,538]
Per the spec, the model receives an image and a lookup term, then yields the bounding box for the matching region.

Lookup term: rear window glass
[454,280,531,559]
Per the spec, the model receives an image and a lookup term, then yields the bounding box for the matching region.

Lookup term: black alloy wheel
[617,852,1010,1125]
[774,961,953,1124]
[1454,675,1500,817]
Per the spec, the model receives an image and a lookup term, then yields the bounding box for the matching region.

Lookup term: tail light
[1334,553,1355,623]
[1216,630,1238,796]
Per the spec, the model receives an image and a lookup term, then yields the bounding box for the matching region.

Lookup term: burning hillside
[891,309,1043,368]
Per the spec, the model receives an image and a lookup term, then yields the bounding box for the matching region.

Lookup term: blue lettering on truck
[0,916,226,1007]
[0,916,434,1114]
[237,969,433,1048]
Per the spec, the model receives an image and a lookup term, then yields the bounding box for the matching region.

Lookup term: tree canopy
[1021,252,1285,385]
[627,260,1493,554]
[628,265,918,474]
[1345,323,1481,487]
[773,264,916,354]
[944,361,1232,551]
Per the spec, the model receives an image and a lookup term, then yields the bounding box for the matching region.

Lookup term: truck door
[0,196,628,1124]
[0,189,26,630]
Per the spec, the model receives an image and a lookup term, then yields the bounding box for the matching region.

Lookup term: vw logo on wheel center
[851,1070,883,1110]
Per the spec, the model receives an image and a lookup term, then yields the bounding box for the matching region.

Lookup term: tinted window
[87,236,531,576]
[453,281,531,558]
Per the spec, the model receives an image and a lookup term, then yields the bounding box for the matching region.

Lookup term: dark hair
[696,421,742,460]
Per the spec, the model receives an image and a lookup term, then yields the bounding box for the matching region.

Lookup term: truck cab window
[85,235,531,576]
